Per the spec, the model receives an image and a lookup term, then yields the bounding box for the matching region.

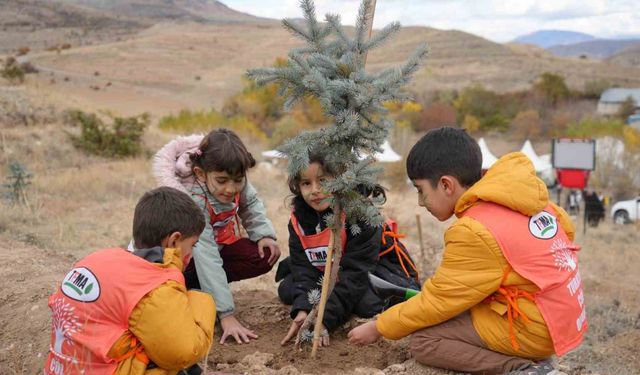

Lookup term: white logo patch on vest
[61,267,101,302]
[305,246,329,267]
[212,216,234,228]
[528,211,558,239]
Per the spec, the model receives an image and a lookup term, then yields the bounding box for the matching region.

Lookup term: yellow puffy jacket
[107,248,216,375]
[376,153,575,359]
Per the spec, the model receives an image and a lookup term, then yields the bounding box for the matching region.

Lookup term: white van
[611,196,640,224]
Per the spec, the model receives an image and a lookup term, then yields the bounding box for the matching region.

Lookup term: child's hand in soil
[348,320,381,345]
[281,311,330,347]
[220,314,258,344]
[257,237,281,266]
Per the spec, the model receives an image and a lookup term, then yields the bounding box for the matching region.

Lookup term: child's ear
[440,176,456,195]
[193,166,206,182]
[162,232,182,249]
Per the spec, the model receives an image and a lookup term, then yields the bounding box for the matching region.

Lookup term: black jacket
[288,196,381,331]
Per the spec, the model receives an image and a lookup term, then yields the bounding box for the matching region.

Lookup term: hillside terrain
[607,45,640,68]
[61,0,269,23]
[513,30,596,49]
[5,1,640,118]
[10,22,640,117]
[548,39,640,60]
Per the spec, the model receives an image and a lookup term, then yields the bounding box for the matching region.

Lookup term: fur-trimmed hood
[153,134,204,193]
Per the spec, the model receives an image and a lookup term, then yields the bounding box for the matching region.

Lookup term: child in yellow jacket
[349,127,585,375]
[45,187,216,375]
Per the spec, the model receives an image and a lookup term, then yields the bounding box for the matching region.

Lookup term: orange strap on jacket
[112,336,150,365]
[379,227,419,281]
[484,266,535,351]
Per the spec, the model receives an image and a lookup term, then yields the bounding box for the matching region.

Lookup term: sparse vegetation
[1,57,25,84]
[2,162,32,206]
[617,96,636,121]
[582,79,614,99]
[16,46,30,56]
[67,110,149,158]
[534,72,571,106]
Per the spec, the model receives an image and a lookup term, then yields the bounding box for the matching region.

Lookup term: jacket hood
[153,134,204,193]
[455,152,549,217]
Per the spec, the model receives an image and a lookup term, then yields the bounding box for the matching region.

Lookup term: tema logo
[61,267,101,302]
[528,211,558,239]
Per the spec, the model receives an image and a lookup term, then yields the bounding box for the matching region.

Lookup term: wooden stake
[309,0,377,358]
[362,0,377,67]
[415,213,425,260]
[311,230,335,358]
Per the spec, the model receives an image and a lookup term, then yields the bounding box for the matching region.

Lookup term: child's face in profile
[413,178,455,221]
[203,170,246,204]
[299,162,332,212]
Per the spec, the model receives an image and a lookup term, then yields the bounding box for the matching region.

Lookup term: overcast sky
[223,0,640,43]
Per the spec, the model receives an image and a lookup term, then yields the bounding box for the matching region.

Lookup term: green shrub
[158,109,267,142]
[582,79,614,100]
[565,117,626,138]
[2,161,32,205]
[158,109,226,133]
[533,72,570,106]
[480,113,510,132]
[68,110,149,158]
[1,57,25,84]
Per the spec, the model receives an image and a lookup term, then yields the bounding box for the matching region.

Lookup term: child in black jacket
[277,155,420,346]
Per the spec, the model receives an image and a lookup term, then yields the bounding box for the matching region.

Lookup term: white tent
[478,138,498,170]
[358,140,402,162]
[261,149,287,159]
[520,140,550,172]
[262,141,401,163]
[373,140,402,162]
[538,153,555,186]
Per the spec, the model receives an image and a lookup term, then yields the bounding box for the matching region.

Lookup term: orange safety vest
[198,193,242,245]
[290,212,348,272]
[379,219,419,281]
[44,248,184,375]
[464,202,587,356]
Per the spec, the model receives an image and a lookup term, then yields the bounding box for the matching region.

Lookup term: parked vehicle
[611,196,640,224]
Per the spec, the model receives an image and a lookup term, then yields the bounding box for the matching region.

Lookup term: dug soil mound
[209,290,422,375]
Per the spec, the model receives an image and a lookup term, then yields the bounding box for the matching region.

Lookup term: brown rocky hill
[0,0,269,55]
[5,1,640,116]
[18,20,640,117]
[606,45,640,68]
[61,0,269,23]
[0,0,151,54]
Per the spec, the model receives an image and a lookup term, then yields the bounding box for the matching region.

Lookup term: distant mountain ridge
[60,0,268,23]
[548,39,640,60]
[513,30,596,48]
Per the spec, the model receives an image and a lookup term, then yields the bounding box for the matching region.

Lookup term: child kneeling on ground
[349,127,586,375]
[45,187,215,375]
[277,153,420,347]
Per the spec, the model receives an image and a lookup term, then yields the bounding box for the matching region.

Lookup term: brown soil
[209,291,412,375]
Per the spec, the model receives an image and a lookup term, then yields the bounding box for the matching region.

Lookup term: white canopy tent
[261,149,287,159]
[371,140,402,162]
[263,140,402,163]
[520,140,551,172]
[478,137,498,170]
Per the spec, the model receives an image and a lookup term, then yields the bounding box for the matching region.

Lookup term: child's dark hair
[406,127,482,188]
[133,187,205,249]
[287,153,386,204]
[190,128,256,176]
